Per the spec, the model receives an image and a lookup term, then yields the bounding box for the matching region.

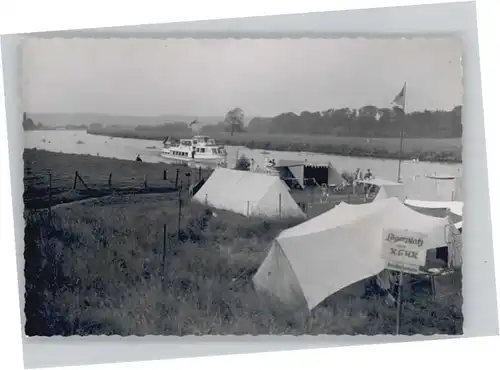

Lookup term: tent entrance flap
[304,166,329,186]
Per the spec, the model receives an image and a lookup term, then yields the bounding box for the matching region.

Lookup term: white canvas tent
[404,174,463,202]
[253,197,454,310]
[192,168,306,219]
[360,178,406,202]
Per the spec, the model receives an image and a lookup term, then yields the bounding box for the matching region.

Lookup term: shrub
[234,155,251,171]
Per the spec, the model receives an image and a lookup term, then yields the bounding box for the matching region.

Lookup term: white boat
[160,135,227,168]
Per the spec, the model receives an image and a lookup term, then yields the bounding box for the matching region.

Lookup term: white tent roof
[193,168,305,219]
[404,199,463,217]
[361,177,406,203]
[374,184,407,202]
[359,178,401,187]
[253,197,449,310]
[403,176,461,202]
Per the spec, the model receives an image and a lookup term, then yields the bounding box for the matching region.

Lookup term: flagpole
[396,83,407,183]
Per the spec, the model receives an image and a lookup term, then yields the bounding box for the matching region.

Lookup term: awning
[276,159,331,169]
[426,174,460,180]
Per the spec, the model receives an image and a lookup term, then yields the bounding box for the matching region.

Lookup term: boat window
[196,148,200,153]
[212,148,218,154]
[200,148,205,153]
[193,140,198,145]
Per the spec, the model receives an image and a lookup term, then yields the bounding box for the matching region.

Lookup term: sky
[21,37,463,117]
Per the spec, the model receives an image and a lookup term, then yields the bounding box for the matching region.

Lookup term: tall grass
[24,193,463,336]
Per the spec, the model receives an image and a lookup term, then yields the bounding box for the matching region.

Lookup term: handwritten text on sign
[382,229,427,268]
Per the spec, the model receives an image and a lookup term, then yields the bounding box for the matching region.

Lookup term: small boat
[160,135,227,168]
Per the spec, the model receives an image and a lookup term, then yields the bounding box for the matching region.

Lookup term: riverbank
[87,127,463,163]
[23,149,210,209]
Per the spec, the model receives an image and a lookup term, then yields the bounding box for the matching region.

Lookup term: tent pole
[396,82,407,183]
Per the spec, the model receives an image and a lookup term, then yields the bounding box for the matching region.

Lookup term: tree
[89,123,103,130]
[22,112,36,131]
[234,154,251,171]
[224,108,245,136]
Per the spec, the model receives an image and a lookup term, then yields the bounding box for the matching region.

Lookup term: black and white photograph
[22,37,464,336]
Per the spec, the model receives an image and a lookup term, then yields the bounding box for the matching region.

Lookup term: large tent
[253,197,456,310]
[192,168,306,219]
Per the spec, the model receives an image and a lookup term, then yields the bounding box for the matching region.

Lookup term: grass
[87,127,462,163]
[23,151,463,336]
[23,149,211,208]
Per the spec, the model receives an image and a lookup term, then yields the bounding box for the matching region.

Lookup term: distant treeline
[112,106,463,139]
[23,112,88,131]
[241,106,463,138]
[134,121,194,134]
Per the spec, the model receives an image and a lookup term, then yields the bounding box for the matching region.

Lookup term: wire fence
[23,165,212,210]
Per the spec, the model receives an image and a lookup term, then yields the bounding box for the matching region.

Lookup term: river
[24,130,462,184]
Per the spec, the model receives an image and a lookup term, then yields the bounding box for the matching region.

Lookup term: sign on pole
[381,228,427,273]
[381,228,428,335]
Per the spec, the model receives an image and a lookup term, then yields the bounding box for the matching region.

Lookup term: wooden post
[175,168,179,188]
[162,224,168,273]
[395,271,404,335]
[47,172,52,223]
[198,167,202,181]
[246,200,250,217]
[177,190,182,240]
[278,193,282,218]
[163,169,167,180]
[144,174,148,188]
[73,171,78,189]
[76,172,89,189]
[108,173,112,188]
[205,194,208,205]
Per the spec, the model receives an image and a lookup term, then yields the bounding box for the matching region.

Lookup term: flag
[189,119,198,126]
[392,83,406,107]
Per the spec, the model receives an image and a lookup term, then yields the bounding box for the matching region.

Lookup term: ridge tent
[253,197,455,310]
[359,178,406,202]
[192,167,306,219]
